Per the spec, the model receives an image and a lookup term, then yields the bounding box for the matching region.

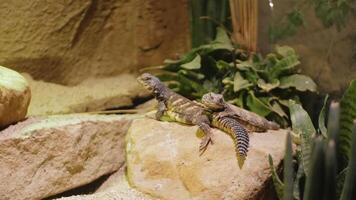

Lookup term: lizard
[137,73,250,168]
[137,73,214,153]
[201,92,280,132]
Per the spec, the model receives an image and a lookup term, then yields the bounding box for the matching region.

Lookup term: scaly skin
[137,73,214,153]
[202,92,280,132]
[210,111,249,168]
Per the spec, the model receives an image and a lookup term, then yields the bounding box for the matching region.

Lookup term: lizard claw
[199,134,214,155]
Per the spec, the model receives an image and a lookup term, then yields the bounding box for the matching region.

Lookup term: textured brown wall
[259,1,356,94]
[0,0,190,85]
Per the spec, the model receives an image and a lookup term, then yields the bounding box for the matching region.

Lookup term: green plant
[269,80,356,200]
[155,28,316,126]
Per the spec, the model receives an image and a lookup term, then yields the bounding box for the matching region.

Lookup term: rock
[24,73,150,116]
[0,0,189,85]
[56,167,153,200]
[0,114,136,200]
[0,66,31,128]
[126,118,287,200]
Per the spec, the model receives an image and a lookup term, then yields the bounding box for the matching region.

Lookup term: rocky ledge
[0,116,288,200]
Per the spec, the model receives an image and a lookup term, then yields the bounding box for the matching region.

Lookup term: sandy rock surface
[0,114,135,200]
[0,66,31,127]
[24,73,150,116]
[126,119,287,200]
[56,167,153,200]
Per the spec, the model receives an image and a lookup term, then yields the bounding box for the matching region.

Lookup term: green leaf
[271,101,288,118]
[246,91,272,117]
[318,95,329,137]
[279,74,317,92]
[216,60,232,70]
[276,45,297,57]
[338,80,356,171]
[340,124,356,200]
[293,160,305,200]
[178,69,205,80]
[181,54,201,70]
[323,140,337,200]
[269,54,300,79]
[199,27,233,51]
[268,154,284,200]
[284,132,294,200]
[233,72,252,92]
[288,101,316,177]
[257,79,280,92]
[303,137,325,200]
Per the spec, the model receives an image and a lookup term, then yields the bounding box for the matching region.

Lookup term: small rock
[0,66,31,128]
[126,119,287,200]
[0,114,135,200]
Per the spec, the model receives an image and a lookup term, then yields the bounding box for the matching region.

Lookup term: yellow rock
[0,66,31,128]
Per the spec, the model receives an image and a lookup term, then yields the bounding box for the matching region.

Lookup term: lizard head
[201,92,226,111]
[137,73,164,94]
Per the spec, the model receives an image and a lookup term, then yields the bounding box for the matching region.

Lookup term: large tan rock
[56,167,153,200]
[0,114,135,200]
[126,119,287,200]
[0,0,189,85]
[0,66,31,127]
[24,73,150,116]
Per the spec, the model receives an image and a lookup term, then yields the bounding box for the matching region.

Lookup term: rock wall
[0,0,190,85]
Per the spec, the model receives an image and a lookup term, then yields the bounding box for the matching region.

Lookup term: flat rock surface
[126,119,287,200]
[0,114,135,200]
[56,167,153,200]
[25,73,150,116]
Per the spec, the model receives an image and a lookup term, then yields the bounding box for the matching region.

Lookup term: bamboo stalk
[229,0,258,52]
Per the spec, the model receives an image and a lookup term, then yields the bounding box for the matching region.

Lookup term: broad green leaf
[268,154,284,200]
[199,27,233,51]
[288,101,316,176]
[246,91,272,117]
[303,137,325,200]
[233,72,252,92]
[178,69,205,80]
[271,101,288,118]
[236,60,254,71]
[276,45,297,57]
[279,74,317,92]
[216,60,232,70]
[269,54,300,79]
[284,132,294,200]
[338,80,356,171]
[257,79,280,92]
[318,95,329,137]
[181,54,201,70]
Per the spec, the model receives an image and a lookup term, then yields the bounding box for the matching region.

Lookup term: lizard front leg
[155,101,167,120]
[197,121,214,154]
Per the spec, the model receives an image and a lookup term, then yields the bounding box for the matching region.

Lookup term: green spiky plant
[269,80,356,200]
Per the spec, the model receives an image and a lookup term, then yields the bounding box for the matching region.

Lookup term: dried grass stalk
[229,0,258,52]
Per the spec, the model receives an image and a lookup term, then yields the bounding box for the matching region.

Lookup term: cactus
[270,80,356,200]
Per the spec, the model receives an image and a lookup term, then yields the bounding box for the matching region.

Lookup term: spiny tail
[231,122,249,169]
[213,117,249,169]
